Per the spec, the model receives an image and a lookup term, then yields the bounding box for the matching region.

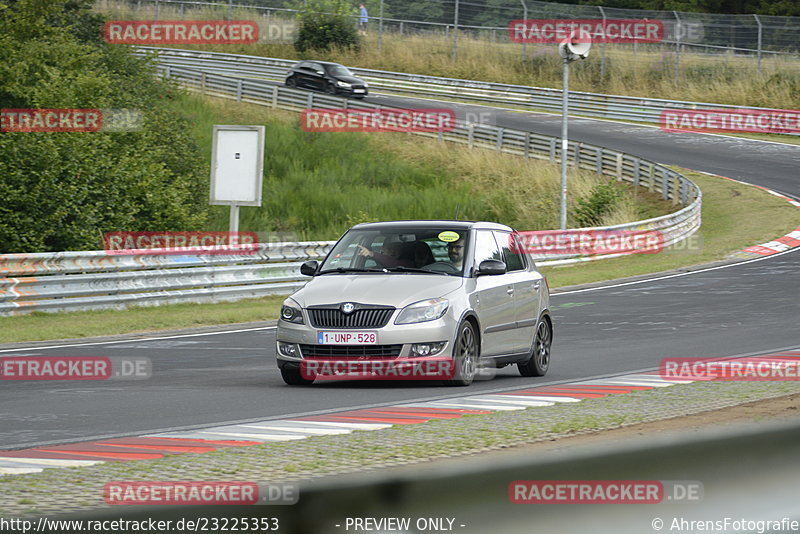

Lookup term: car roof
[293,60,344,67]
[351,220,514,232]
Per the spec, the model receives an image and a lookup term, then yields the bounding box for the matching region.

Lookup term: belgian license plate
[354,88,365,93]
[317,331,377,345]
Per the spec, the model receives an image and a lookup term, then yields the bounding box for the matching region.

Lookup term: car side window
[473,231,503,268]
[494,231,526,271]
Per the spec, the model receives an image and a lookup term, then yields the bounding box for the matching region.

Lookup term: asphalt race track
[1,88,798,451]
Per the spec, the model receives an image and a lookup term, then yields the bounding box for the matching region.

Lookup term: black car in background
[285,61,369,98]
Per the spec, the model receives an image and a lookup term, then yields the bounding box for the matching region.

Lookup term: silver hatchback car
[276,221,552,386]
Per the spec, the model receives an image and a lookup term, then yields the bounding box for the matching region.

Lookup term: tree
[293,0,361,52]
[0,0,208,252]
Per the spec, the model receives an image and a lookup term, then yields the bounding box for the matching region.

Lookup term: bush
[294,0,360,53]
[573,180,624,228]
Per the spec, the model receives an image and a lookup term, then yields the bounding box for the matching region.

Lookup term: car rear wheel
[518,317,551,377]
[446,321,478,386]
[281,366,314,386]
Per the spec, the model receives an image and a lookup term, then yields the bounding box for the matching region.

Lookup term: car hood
[292,274,463,308]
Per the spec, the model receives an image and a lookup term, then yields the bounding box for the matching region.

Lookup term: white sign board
[210,125,264,206]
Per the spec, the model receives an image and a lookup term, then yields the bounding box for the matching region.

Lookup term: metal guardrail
[0,56,701,316]
[0,243,331,315]
[140,47,798,133]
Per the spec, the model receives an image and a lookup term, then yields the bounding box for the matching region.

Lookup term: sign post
[209,125,265,235]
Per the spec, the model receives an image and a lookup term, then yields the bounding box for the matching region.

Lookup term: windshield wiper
[384,266,452,275]
[318,267,388,274]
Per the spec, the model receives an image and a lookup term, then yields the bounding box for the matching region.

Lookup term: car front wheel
[281,366,314,386]
[446,321,478,386]
[518,317,551,377]
[325,83,337,95]
[286,76,297,88]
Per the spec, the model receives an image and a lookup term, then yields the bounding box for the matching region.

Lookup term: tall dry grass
[96,0,799,109]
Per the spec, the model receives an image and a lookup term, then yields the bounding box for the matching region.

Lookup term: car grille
[308,307,394,328]
[299,344,403,359]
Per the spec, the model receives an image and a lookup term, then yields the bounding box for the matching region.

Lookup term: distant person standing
[358,3,368,34]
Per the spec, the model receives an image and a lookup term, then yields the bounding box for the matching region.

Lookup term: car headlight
[395,298,449,325]
[280,299,304,324]
[336,81,352,87]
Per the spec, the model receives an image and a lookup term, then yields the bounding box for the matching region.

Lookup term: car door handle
[506,287,514,295]
[532,282,541,290]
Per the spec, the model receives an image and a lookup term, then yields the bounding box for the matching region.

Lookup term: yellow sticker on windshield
[438,231,460,243]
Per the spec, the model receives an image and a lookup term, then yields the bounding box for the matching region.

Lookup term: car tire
[281,366,314,386]
[517,316,552,377]
[286,77,297,88]
[446,321,479,386]
[325,82,337,95]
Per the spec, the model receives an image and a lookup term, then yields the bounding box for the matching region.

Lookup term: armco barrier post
[674,11,682,82]
[598,5,607,79]
[754,14,763,74]
[452,0,459,61]
[378,0,384,51]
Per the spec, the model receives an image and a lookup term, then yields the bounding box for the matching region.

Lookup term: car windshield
[319,227,469,276]
[326,64,353,77]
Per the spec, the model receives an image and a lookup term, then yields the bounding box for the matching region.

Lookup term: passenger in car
[412,241,435,267]
[356,241,415,268]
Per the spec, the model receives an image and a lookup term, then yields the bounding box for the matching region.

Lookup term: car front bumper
[339,87,368,97]
[276,314,458,363]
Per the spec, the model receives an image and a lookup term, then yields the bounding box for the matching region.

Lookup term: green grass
[0,297,284,344]
[542,170,800,288]
[177,94,482,239]
[174,94,672,239]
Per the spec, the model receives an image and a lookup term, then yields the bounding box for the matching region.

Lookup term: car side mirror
[300,260,319,276]
[477,259,507,276]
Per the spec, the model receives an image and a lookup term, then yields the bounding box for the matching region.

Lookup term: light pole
[519,0,527,60]
[558,31,591,230]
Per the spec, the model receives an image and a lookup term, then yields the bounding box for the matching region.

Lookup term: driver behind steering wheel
[446,237,465,269]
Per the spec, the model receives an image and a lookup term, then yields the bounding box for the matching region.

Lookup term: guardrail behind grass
[0,61,701,315]
[141,47,799,134]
